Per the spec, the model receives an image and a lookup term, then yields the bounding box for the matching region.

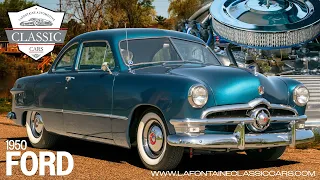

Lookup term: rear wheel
[137,109,184,170]
[245,146,286,161]
[26,111,58,149]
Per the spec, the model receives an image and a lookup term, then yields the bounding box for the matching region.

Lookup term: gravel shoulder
[0,114,320,179]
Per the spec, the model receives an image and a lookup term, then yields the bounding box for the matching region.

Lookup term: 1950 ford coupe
[8,29,315,170]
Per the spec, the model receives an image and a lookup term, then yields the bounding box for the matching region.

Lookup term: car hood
[133,64,288,106]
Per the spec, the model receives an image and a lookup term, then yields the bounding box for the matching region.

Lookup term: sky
[0,0,170,18]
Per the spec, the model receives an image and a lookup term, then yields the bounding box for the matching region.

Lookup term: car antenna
[125,23,132,72]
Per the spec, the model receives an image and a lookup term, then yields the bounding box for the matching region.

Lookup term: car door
[63,41,116,140]
[34,42,79,134]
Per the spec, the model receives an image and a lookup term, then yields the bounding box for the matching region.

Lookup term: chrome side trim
[14,106,128,120]
[63,110,128,120]
[15,106,63,113]
[201,98,298,119]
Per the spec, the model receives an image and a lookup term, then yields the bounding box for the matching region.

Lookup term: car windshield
[119,38,220,66]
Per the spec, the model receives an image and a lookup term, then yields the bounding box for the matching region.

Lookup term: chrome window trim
[52,42,79,73]
[15,106,128,120]
[75,40,114,71]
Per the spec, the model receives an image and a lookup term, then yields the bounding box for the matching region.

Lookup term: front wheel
[137,110,184,170]
[245,146,286,161]
[26,111,58,149]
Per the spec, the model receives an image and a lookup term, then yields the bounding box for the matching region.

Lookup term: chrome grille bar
[201,98,298,119]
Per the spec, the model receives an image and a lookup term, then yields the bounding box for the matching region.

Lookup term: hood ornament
[210,0,320,49]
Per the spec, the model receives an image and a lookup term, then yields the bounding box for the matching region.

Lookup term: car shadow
[6,136,299,171]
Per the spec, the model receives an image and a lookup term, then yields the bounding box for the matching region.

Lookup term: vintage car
[20,18,53,26]
[7,29,315,170]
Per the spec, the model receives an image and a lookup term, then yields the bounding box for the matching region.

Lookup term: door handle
[65,76,75,82]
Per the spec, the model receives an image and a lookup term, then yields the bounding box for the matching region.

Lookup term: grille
[206,109,295,119]
[205,108,294,133]
[205,123,289,134]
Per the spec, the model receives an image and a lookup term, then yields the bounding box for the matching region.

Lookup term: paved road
[0,114,320,179]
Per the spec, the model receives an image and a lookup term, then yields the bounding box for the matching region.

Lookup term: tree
[105,0,156,28]
[155,15,167,25]
[0,0,37,32]
[168,0,203,23]
[63,0,107,31]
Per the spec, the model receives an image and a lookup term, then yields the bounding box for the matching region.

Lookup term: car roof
[68,28,205,44]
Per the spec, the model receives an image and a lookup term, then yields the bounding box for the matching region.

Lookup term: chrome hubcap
[143,119,164,158]
[31,113,44,138]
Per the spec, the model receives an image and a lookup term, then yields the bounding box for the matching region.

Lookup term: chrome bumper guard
[167,98,315,150]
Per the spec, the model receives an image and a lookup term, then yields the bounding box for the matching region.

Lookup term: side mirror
[101,62,112,74]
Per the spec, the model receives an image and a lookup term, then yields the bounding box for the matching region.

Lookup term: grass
[296,130,320,150]
[0,98,12,114]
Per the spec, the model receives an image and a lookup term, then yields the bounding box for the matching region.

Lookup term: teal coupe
[8,28,314,170]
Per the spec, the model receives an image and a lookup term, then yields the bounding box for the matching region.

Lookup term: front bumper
[168,128,314,150]
[168,98,315,150]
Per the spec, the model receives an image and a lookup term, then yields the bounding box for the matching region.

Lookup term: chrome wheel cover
[30,112,44,138]
[142,119,164,159]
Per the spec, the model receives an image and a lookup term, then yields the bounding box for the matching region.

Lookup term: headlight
[188,85,208,108]
[293,85,309,106]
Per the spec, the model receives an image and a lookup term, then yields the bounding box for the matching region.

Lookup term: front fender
[276,76,306,115]
[112,73,215,134]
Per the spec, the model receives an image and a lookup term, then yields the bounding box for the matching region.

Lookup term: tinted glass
[120,38,181,65]
[171,39,220,65]
[78,41,115,70]
[55,43,78,72]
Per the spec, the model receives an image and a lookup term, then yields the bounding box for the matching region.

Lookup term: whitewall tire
[26,111,58,148]
[137,110,184,170]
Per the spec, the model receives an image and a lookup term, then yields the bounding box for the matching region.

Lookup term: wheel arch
[127,104,174,148]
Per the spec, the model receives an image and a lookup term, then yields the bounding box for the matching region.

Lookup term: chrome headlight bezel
[293,85,310,106]
[188,85,208,108]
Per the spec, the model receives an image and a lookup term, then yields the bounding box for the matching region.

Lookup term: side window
[78,41,115,70]
[55,43,78,72]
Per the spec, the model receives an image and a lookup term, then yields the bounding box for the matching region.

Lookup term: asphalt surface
[0,114,320,179]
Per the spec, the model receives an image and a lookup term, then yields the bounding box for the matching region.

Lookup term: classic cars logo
[5,6,67,60]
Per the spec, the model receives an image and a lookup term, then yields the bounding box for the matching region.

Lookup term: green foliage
[0,54,39,78]
[168,0,203,21]
[0,54,40,99]
[0,0,37,32]
[155,16,167,25]
[0,98,11,113]
[106,0,156,28]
